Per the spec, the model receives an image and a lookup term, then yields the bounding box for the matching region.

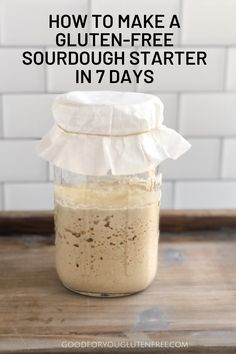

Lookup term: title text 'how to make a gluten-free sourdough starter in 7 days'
[37,91,190,297]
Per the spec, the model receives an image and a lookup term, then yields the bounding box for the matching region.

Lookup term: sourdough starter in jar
[54,179,160,296]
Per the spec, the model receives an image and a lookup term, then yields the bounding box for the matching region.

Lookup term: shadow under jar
[54,168,161,297]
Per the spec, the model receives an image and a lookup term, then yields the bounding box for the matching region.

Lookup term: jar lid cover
[37,91,191,175]
[52,91,164,135]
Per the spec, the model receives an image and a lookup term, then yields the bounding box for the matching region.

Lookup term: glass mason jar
[38,91,190,298]
[54,166,161,297]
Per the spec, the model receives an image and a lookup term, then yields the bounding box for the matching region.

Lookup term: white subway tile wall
[182,0,236,45]
[160,139,220,180]
[0,0,89,45]
[175,182,236,209]
[0,0,235,210]
[3,95,55,138]
[137,48,225,92]
[4,183,54,210]
[179,94,236,136]
[91,0,181,46]
[0,49,45,92]
[0,141,47,182]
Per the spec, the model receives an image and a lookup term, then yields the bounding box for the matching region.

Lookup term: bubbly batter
[54,180,160,296]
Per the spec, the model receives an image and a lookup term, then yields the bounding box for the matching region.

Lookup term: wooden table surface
[0,231,236,353]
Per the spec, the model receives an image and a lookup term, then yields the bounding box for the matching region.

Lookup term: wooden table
[0,212,236,353]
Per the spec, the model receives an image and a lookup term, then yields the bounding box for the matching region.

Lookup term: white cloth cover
[37,91,191,175]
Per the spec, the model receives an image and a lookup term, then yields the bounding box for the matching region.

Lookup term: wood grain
[1,210,236,235]
[0,232,235,353]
